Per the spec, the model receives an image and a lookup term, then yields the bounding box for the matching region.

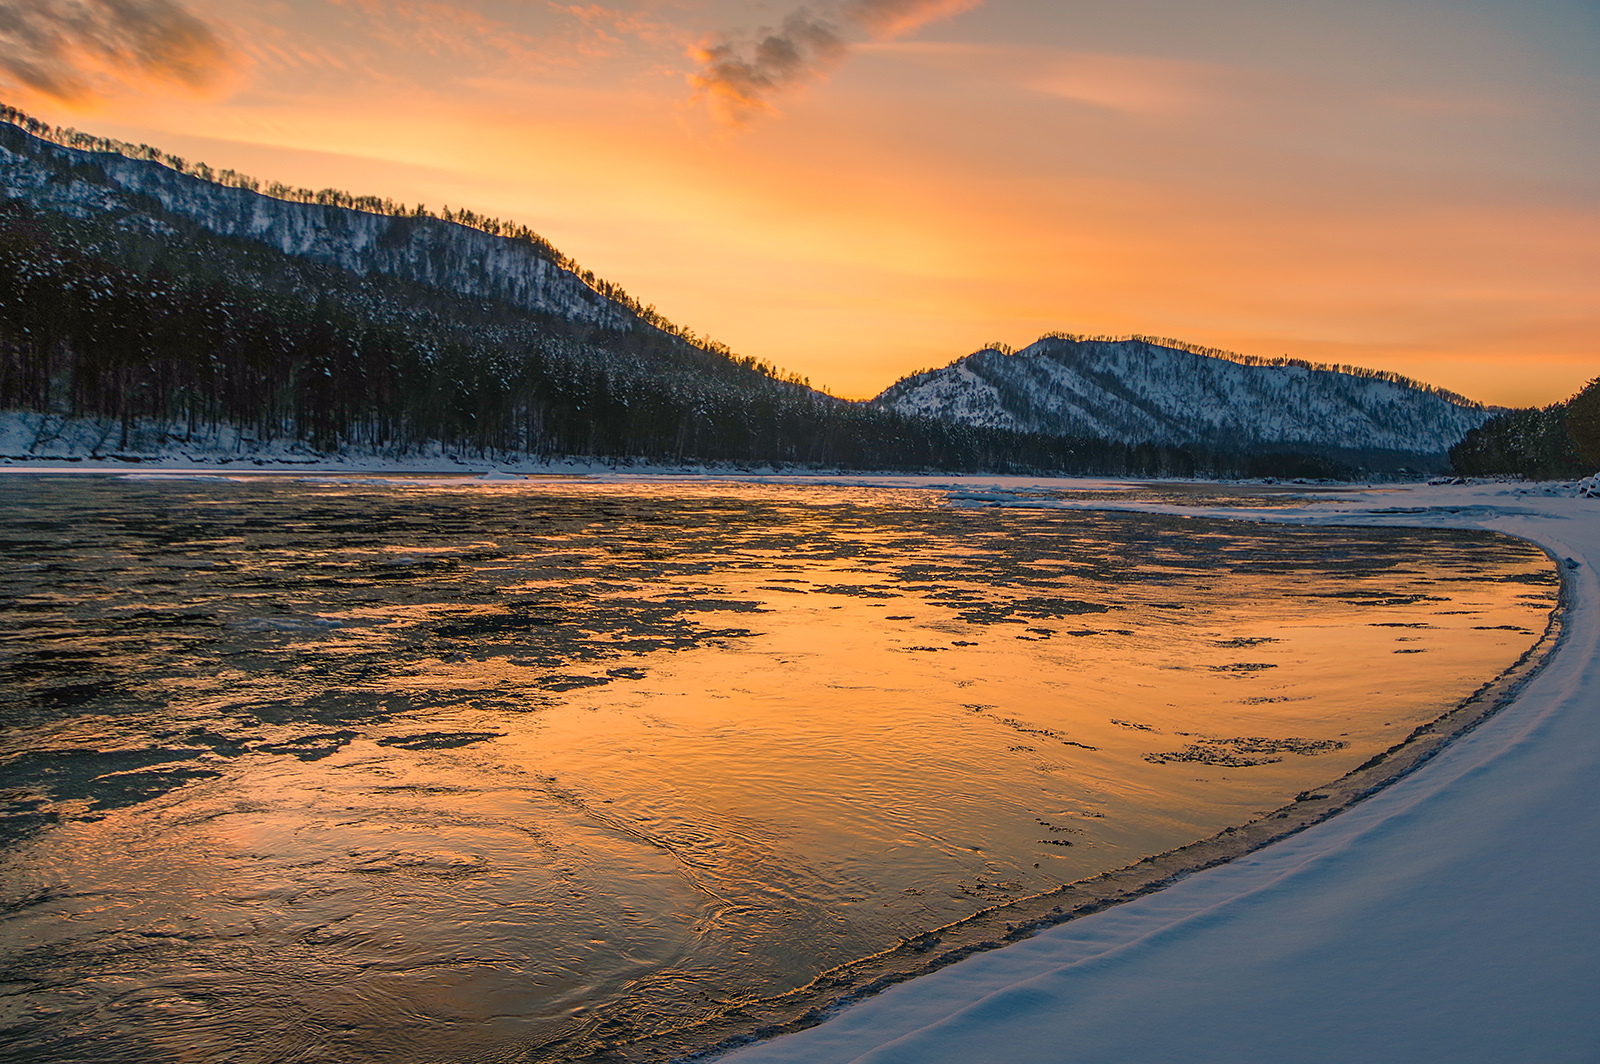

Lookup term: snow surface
[707,479,1600,1064]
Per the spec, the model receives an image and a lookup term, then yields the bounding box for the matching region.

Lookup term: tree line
[0,200,1355,478]
[1449,380,1600,479]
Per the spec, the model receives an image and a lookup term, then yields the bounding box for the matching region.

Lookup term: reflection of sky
[6,0,1597,405]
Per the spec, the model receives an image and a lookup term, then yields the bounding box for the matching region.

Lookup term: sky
[1,0,1596,405]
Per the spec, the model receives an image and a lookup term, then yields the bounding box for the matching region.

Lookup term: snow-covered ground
[0,409,689,475]
[705,479,1599,1064]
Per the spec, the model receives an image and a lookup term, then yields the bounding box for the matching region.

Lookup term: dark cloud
[689,0,981,125]
[0,0,230,101]
[689,9,847,125]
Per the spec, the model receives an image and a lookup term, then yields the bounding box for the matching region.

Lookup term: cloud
[0,0,230,101]
[842,0,983,40]
[689,9,847,125]
[690,0,982,126]
[553,3,677,49]
[1025,53,1252,117]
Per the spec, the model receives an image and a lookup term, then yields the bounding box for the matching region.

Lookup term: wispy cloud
[552,3,678,50]
[842,0,982,39]
[0,0,231,102]
[690,0,983,126]
[278,0,674,82]
[1025,53,1257,117]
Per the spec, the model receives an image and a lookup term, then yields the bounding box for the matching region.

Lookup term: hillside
[0,109,1476,477]
[0,113,1194,475]
[874,336,1493,461]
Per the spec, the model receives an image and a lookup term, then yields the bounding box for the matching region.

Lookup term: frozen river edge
[690,482,1599,1064]
[550,488,1564,1063]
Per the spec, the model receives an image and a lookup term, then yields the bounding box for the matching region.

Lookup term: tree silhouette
[1566,377,1600,468]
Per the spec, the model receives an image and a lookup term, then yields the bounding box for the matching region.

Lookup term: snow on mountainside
[874,337,1493,456]
[0,126,635,331]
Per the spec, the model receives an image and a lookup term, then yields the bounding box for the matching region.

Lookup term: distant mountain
[874,336,1493,461]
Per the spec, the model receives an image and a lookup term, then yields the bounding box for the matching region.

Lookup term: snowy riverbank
[704,480,1598,1064]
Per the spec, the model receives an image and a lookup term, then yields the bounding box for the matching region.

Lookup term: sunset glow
[5,0,1595,404]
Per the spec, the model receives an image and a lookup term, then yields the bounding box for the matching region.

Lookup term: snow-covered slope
[0,127,634,330]
[875,337,1492,456]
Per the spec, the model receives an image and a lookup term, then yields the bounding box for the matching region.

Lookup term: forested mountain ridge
[0,112,1214,474]
[0,110,859,462]
[0,108,1479,476]
[875,337,1494,458]
[0,111,653,339]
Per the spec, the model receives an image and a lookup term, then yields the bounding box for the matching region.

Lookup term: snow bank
[711,481,1600,1064]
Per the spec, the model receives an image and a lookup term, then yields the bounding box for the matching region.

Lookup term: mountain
[0,110,837,464]
[0,111,1189,475]
[874,336,1493,463]
[0,107,694,344]
[0,107,1483,477]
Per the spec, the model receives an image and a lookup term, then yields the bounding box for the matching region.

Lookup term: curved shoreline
[571,529,1570,1064]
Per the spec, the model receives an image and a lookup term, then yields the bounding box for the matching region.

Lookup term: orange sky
[2,0,1596,405]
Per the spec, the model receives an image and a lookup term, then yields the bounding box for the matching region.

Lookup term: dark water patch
[811,584,900,599]
[254,730,360,760]
[536,674,614,691]
[1499,569,1560,584]
[75,765,224,812]
[1315,590,1451,606]
[1145,736,1348,767]
[375,731,504,750]
[995,718,1097,751]
[0,746,221,824]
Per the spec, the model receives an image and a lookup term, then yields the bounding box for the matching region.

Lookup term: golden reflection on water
[0,477,1553,1062]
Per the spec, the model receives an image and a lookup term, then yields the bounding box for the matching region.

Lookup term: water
[0,475,1554,1062]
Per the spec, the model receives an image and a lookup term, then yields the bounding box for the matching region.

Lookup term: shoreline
[580,529,1571,1064]
[700,481,1598,1064]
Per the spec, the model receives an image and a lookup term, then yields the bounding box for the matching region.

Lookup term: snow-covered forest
[0,110,1512,476]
